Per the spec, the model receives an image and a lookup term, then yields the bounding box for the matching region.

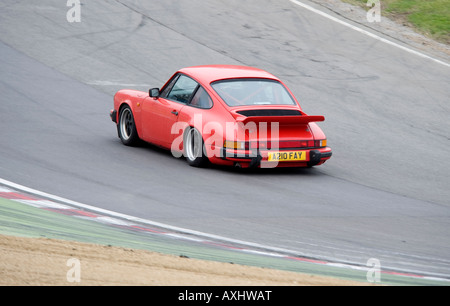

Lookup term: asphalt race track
[1,0,449,279]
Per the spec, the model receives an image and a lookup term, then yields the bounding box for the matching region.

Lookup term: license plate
[267,151,307,162]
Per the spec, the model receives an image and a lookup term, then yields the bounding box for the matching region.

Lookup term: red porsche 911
[110,65,332,168]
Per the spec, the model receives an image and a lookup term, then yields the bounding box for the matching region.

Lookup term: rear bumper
[218,147,332,168]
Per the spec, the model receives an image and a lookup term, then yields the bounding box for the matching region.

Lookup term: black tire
[184,127,208,167]
[118,106,139,146]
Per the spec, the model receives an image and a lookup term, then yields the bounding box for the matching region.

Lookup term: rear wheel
[118,106,139,146]
[184,127,208,167]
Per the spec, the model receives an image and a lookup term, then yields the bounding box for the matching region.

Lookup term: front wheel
[184,127,208,167]
[118,106,139,146]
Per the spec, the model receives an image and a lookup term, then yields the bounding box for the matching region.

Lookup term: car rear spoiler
[235,115,325,125]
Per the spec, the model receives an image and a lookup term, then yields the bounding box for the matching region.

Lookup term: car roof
[178,65,280,85]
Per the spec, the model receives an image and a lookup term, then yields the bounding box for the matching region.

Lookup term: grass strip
[342,0,450,43]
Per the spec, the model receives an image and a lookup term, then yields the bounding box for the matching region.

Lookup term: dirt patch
[0,234,368,286]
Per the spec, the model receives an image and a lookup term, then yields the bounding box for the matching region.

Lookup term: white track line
[86,80,149,87]
[289,0,450,68]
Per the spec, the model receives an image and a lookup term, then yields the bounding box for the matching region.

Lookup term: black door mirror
[149,88,160,98]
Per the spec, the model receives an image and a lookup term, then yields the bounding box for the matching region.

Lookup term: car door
[141,74,199,148]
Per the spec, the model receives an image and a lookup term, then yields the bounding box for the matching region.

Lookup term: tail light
[225,139,327,150]
[314,139,327,148]
[223,140,249,150]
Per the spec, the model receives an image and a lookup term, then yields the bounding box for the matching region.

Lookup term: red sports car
[110,65,332,168]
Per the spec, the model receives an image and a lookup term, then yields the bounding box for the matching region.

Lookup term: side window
[166,75,198,104]
[160,74,179,98]
[189,87,213,109]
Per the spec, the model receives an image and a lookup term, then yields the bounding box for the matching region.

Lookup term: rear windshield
[211,79,296,107]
